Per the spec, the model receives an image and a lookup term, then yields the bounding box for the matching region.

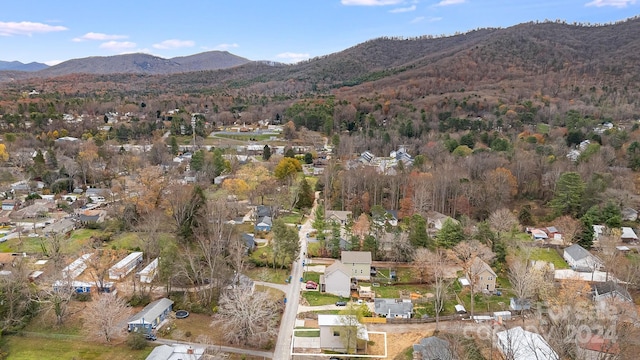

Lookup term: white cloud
[585,0,636,7]
[215,43,240,50]
[99,41,137,51]
[341,0,404,5]
[0,21,67,36]
[390,5,417,12]
[410,16,425,23]
[152,39,195,50]
[276,52,310,64]
[72,32,127,42]
[435,0,466,6]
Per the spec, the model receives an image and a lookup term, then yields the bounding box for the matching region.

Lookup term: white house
[496,326,559,360]
[621,227,638,243]
[321,260,351,297]
[563,244,602,272]
[109,252,143,280]
[137,258,159,284]
[62,253,93,279]
[318,314,368,353]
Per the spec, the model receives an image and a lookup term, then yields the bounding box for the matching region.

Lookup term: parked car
[305,280,318,289]
[144,333,157,341]
[335,301,347,306]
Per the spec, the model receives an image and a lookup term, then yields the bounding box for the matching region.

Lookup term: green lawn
[4,334,151,360]
[0,228,102,254]
[294,330,320,337]
[279,211,304,225]
[302,291,343,306]
[303,271,320,283]
[245,267,290,284]
[527,247,569,269]
[358,282,430,299]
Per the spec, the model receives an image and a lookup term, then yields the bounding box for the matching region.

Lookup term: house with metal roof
[496,326,559,360]
[128,297,174,332]
[563,244,602,272]
[374,298,413,318]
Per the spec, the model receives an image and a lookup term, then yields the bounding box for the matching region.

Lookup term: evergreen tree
[408,214,430,248]
[304,152,313,164]
[517,205,534,226]
[170,136,179,155]
[190,150,205,171]
[262,145,272,161]
[285,148,296,158]
[295,178,314,209]
[330,221,341,258]
[436,218,465,248]
[550,172,585,217]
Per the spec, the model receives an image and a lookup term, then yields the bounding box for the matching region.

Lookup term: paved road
[156,338,274,358]
[273,196,317,360]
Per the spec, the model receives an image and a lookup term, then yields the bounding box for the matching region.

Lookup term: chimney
[187,347,194,355]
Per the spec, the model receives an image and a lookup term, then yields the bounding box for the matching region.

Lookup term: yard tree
[507,255,538,314]
[274,157,301,184]
[436,218,465,248]
[222,178,250,198]
[214,288,279,347]
[168,184,207,243]
[387,232,414,263]
[83,293,131,343]
[412,248,431,283]
[453,240,494,317]
[272,219,300,269]
[550,171,585,217]
[336,304,369,354]
[0,259,38,333]
[330,220,341,258]
[262,144,272,161]
[488,208,519,239]
[184,198,235,306]
[407,214,430,248]
[0,143,9,162]
[429,249,449,331]
[554,215,581,245]
[295,177,314,210]
[38,274,74,326]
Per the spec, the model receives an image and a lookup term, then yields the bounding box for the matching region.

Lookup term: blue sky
[1,0,638,65]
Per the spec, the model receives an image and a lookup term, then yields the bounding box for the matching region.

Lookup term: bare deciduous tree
[453,240,494,316]
[83,293,131,343]
[213,289,279,347]
[489,208,519,239]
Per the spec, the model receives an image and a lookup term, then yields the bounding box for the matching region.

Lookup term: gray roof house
[145,344,204,360]
[374,298,413,318]
[496,326,559,360]
[321,260,351,297]
[593,281,633,303]
[128,297,174,332]
[412,337,453,360]
[563,244,603,272]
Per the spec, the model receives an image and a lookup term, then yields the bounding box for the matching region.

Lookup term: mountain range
[0,60,48,72]
[1,17,640,100]
[0,51,251,79]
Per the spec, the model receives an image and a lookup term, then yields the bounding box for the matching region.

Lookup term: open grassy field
[0,228,101,254]
[4,334,151,360]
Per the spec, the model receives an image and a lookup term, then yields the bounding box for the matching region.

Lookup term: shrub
[127,332,147,350]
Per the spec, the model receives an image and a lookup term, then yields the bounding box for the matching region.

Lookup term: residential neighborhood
[2,11,640,360]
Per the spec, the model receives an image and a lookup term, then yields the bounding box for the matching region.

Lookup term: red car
[305,280,318,289]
